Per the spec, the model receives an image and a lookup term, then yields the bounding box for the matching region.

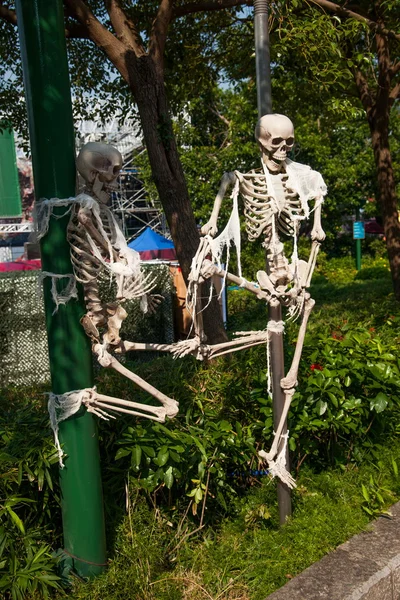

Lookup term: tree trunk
[124,51,227,343]
[369,113,400,300]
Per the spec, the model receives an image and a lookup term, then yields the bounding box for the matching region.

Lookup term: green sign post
[353,211,365,271]
[15,0,106,578]
[0,128,22,218]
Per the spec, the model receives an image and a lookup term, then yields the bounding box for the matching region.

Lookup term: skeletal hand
[170,337,203,359]
[146,294,164,314]
[201,220,218,237]
[199,259,218,282]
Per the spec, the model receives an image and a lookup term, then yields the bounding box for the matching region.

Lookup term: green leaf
[217,491,227,511]
[132,445,142,467]
[155,449,169,467]
[142,446,156,458]
[164,466,174,489]
[361,484,370,502]
[6,508,25,534]
[315,400,328,416]
[115,448,131,460]
[370,392,389,413]
[194,487,203,504]
[219,420,232,432]
[362,506,373,516]
[327,392,338,407]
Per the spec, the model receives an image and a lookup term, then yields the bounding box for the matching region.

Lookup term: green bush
[354,266,390,280]
[288,325,400,466]
[0,388,62,599]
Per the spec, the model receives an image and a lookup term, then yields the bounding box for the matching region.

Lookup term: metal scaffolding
[77,117,167,241]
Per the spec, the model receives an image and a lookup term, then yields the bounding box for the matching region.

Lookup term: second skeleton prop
[186,114,327,487]
[64,142,179,424]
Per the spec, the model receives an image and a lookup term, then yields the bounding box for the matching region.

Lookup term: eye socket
[286,137,294,146]
[272,137,283,145]
[113,165,121,174]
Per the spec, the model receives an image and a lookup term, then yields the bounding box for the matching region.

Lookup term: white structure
[76,115,165,241]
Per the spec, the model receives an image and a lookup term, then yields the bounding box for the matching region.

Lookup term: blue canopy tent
[128,227,176,261]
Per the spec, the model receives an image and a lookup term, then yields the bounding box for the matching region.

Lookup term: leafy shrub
[354,266,390,280]
[0,388,62,599]
[114,418,256,516]
[288,325,400,467]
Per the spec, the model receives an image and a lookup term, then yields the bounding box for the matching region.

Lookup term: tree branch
[149,0,174,63]
[173,0,252,19]
[104,0,145,55]
[309,0,400,42]
[64,0,129,80]
[389,81,400,102]
[209,105,231,127]
[375,31,392,109]
[390,61,400,79]
[353,67,374,116]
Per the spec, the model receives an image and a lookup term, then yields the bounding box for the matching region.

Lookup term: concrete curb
[265,501,400,600]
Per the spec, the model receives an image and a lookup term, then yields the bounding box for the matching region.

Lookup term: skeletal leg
[280,294,315,390]
[93,343,179,419]
[258,388,296,489]
[88,391,170,422]
[259,389,294,462]
[117,340,176,353]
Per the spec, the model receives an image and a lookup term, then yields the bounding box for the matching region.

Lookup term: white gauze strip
[39,272,78,314]
[48,387,96,467]
[34,194,99,240]
[209,177,242,280]
[263,432,296,489]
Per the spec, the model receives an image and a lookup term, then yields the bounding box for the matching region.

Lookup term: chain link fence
[0,264,175,388]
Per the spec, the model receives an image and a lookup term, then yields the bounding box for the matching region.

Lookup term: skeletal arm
[200,171,237,236]
[311,199,325,243]
[305,197,325,287]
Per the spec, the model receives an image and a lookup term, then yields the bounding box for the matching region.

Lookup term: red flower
[332,332,344,340]
[310,363,323,371]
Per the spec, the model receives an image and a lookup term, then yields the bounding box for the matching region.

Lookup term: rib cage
[238,168,303,241]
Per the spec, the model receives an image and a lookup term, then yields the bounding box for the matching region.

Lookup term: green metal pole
[15,0,106,578]
[356,239,362,271]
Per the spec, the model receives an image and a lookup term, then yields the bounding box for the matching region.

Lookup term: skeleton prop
[183,114,327,488]
[37,142,179,464]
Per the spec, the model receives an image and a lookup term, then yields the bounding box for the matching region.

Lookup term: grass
[64,441,400,600]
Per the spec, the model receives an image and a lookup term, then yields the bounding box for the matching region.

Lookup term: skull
[255,114,294,168]
[77,142,123,200]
